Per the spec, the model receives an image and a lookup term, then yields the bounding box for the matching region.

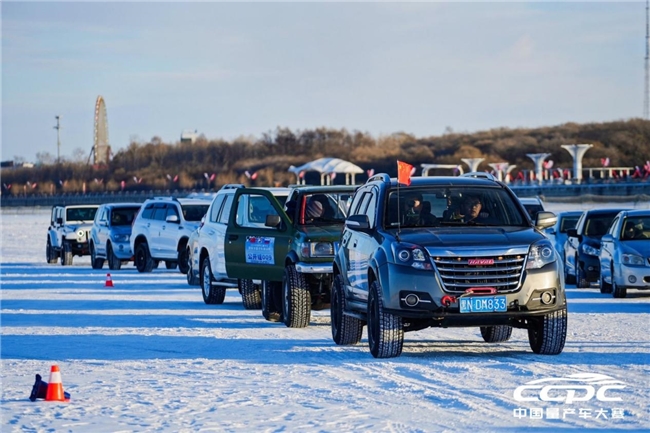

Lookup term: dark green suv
[221,185,356,327]
[331,173,567,358]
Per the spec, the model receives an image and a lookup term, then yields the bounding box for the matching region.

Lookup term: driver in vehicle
[446,195,493,224]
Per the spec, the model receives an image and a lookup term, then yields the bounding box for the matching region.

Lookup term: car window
[152,205,168,221]
[112,207,139,226]
[621,216,650,240]
[236,194,279,228]
[140,204,155,220]
[584,216,614,237]
[219,195,234,224]
[66,207,97,222]
[209,195,226,223]
[181,204,208,222]
[560,216,580,233]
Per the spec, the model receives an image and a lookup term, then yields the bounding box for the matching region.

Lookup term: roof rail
[221,184,245,190]
[461,172,497,181]
[366,173,391,184]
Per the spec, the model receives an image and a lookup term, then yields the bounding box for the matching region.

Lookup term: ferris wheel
[92,96,110,165]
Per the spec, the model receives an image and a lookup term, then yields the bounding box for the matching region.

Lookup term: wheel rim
[202,262,211,298]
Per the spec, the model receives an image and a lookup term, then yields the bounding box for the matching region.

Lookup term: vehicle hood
[110,226,133,236]
[299,224,344,242]
[394,226,545,249]
[65,223,94,232]
[620,240,650,257]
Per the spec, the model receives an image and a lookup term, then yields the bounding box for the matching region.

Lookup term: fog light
[628,275,637,284]
[540,291,554,305]
[404,294,420,307]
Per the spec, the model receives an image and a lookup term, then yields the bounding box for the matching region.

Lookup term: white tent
[289,157,364,185]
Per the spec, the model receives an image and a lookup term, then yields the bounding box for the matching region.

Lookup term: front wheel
[61,242,73,266]
[600,262,612,294]
[90,243,104,269]
[135,242,155,273]
[331,274,364,345]
[201,257,225,305]
[367,281,403,358]
[46,238,58,264]
[528,308,567,355]
[612,279,627,298]
[261,280,282,322]
[186,248,200,286]
[107,243,122,270]
[178,247,190,274]
[282,265,311,328]
[480,325,512,343]
[240,279,262,309]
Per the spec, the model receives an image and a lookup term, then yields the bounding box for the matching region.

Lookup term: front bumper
[379,260,566,322]
[579,254,600,282]
[111,241,134,260]
[615,263,650,289]
[295,261,333,274]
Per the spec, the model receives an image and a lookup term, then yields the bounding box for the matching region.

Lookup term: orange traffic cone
[105,273,114,287]
[45,365,68,402]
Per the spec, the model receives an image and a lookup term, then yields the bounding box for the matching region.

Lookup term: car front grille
[432,254,526,293]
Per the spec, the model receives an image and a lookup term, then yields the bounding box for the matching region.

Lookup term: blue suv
[331,173,567,358]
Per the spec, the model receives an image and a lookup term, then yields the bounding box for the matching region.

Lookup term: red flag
[397,160,414,186]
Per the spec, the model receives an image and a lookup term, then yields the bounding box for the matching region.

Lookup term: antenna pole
[643,0,650,119]
[54,115,61,163]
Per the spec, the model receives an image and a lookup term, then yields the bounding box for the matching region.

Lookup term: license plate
[459,296,507,313]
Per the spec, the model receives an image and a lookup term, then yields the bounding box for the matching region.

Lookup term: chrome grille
[432,254,526,293]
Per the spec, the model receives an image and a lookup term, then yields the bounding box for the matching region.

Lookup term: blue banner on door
[245,236,275,265]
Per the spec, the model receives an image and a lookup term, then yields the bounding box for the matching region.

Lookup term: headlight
[581,243,600,257]
[392,242,432,270]
[111,233,130,243]
[526,240,557,270]
[622,253,645,266]
[300,242,334,258]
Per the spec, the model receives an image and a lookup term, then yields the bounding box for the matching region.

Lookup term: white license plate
[459,296,507,313]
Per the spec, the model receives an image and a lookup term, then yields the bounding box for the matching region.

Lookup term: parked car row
[45,173,647,358]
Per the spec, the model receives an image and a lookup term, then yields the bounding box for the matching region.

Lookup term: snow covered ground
[1,204,649,432]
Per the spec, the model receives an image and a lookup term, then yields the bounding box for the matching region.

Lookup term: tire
[564,257,576,285]
[61,242,73,266]
[90,243,104,269]
[201,257,226,305]
[367,280,403,358]
[612,279,627,299]
[576,264,588,289]
[282,265,311,328]
[527,308,567,355]
[240,279,262,310]
[165,261,177,270]
[46,238,58,264]
[135,242,155,273]
[178,246,190,274]
[261,280,282,322]
[331,274,364,345]
[186,250,200,286]
[600,262,612,294]
[480,325,513,343]
[107,243,122,270]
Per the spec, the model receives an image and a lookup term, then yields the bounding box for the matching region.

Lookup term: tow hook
[441,295,456,307]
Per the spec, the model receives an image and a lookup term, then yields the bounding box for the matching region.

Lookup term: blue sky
[1,1,644,162]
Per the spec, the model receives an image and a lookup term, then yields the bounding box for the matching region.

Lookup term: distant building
[181,130,198,144]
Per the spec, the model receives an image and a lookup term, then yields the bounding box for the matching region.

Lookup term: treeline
[2,118,649,196]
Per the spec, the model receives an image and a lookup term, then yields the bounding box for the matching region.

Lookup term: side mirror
[546,227,556,235]
[535,211,557,230]
[166,215,180,224]
[265,214,281,228]
[567,228,578,238]
[601,234,613,242]
[346,214,370,230]
[56,217,63,225]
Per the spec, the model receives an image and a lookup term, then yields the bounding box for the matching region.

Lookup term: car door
[160,204,181,258]
[343,187,377,301]
[95,207,109,256]
[200,193,226,278]
[565,212,585,276]
[148,203,168,255]
[599,215,621,284]
[224,189,292,281]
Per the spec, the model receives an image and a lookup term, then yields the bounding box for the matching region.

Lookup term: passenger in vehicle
[402,192,437,226]
[445,195,493,224]
[304,200,324,223]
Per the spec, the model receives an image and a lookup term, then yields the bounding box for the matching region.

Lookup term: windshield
[620,216,650,240]
[296,192,353,225]
[66,207,98,222]
[182,204,209,222]
[384,187,527,228]
[111,207,140,226]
